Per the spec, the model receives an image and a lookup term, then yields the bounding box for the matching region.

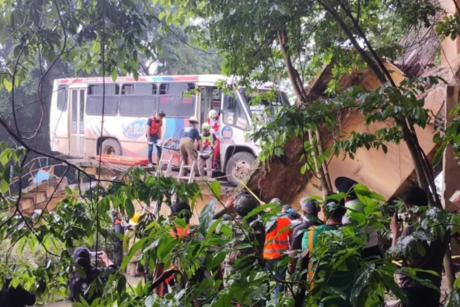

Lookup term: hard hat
[189,116,199,123]
[234,191,259,217]
[129,212,141,226]
[208,109,218,119]
[202,123,210,130]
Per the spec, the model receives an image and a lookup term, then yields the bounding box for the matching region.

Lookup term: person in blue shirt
[180,116,202,176]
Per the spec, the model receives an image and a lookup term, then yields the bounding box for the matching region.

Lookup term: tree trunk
[278,27,331,196]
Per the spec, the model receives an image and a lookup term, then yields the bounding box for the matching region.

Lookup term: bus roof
[55,74,225,85]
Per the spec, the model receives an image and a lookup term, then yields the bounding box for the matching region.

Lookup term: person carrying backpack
[68,247,117,303]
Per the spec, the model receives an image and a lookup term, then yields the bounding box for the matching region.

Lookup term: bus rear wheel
[225,152,256,186]
[101,139,122,156]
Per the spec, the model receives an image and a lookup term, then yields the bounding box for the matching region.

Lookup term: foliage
[252,76,444,174]
[434,95,460,164]
[2,137,460,306]
[436,14,460,40]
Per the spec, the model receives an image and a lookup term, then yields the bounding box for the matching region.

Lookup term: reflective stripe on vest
[201,134,214,151]
[150,117,162,135]
[263,217,291,259]
[307,225,317,290]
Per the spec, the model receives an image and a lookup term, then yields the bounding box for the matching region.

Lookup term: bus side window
[57,85,68,111]
[159,82,195,117]
[120,84,158,117]
[222,94,248,129]
[122,84,133,95]
[86,84,119,116]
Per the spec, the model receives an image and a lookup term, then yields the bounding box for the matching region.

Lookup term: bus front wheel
[101,139,122,156]
[225,152,256,186]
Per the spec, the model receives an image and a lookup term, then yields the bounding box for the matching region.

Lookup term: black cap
[300,198,319,215]
[402,187,428,207]
[335,177,358,194]
[73,247,92,261]
[171,201,191,217]
[235,191,258,217]
[158,111,166,117]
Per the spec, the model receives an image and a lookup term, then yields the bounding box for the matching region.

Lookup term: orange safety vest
[165,225,192,284]
[263,217,291,259]
[169,225,191,238]
[150,117,162,135]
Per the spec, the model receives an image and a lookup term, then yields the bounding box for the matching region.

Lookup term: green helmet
[202,123,210,131]
[235,191,258,217]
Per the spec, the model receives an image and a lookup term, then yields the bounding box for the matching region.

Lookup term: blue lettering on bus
[123,119,147,139]
[221,126,233,140]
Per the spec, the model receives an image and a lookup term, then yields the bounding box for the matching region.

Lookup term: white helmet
[189,116,199,123]
[208,109,218,119]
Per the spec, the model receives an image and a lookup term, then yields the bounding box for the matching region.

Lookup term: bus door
[219,91,251,164]
[69,88,86,156]
[198,87,221,124]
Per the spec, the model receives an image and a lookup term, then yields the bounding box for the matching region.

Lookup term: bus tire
[101,139,122,156]
[225,152,256,186]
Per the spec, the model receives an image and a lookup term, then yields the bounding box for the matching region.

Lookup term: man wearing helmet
[179,116,202,176]
[198,122,216,178]
[207,109,220,169]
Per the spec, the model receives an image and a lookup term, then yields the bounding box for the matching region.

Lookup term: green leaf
[0,148,11,166]
[121,237,148,270]
[209,180,221,199]
[4,79,12,92]
[65,186,72,194]
[206,217,223,239]
[243,203,277,221]
[432,142,446,167]
[199,199,217,235]
[125,198,134,218]
[111,69,118,82]
[0,179,8,194]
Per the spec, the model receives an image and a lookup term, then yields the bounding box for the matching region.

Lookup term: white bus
[49,74,289,185]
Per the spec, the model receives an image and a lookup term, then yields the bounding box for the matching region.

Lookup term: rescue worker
[301,198,357,307]
[146,111,166,166]
[111,211,124,267]
[207,110,220,169]
[68,247,116,303]
[154,201,206,298]
[198,123,216,178]
[124,212,143,277]
[224,190,265,287]
[288,198,321,276]
[263,204,292,298]
[179,116,202,176]
[391,187,448,307]
[335,176,382,258]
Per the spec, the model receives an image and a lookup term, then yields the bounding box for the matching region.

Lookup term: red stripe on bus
[174,76,199,81]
